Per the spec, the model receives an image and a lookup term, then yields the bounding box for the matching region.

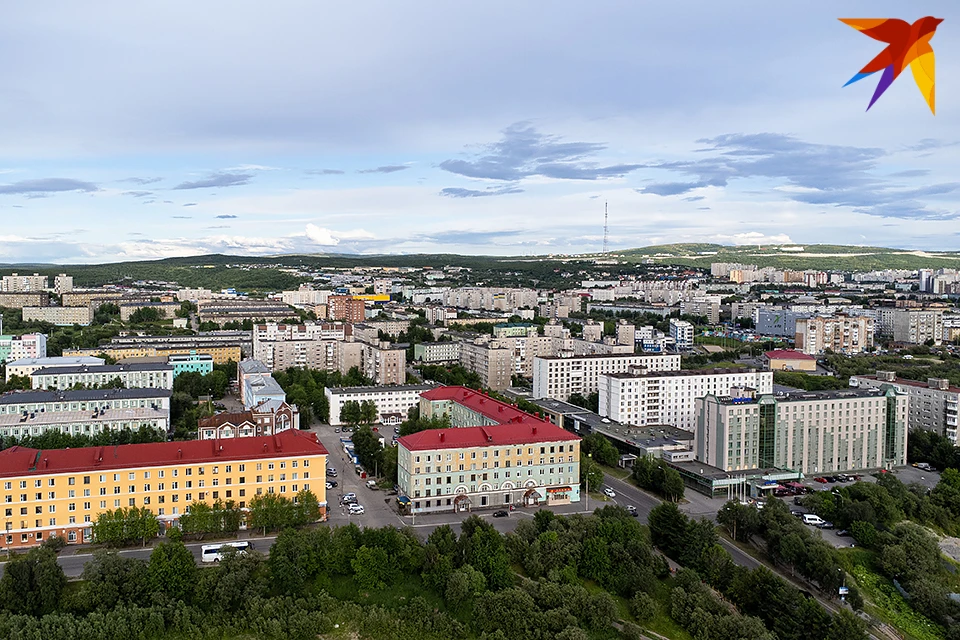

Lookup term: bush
[630,591,657,622]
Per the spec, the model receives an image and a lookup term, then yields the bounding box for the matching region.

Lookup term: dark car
[492,510,509,518]
[326,480,338,488]
[626,505,638,517]
[791,510,804,517]
[817,521,835,530]
[837,529,851,537]
[793,496,804,506]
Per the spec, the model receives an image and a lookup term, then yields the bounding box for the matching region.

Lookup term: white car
[603,487,616,498]
[348,504,365,515]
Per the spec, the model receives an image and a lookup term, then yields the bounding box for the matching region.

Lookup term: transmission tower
[602,201,609,254]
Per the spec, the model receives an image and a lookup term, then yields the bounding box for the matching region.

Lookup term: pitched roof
[0,429,327,478]
[398,422,579,451]
[764,350,815,361]
[420,386,554,426]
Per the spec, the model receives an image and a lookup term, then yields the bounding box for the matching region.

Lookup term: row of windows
[413,444,571,463]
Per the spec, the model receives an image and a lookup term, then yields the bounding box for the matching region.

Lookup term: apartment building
[197,401,299,439]
[493,323,538,338]
[852,371,959,445]
[197,299,293,325]
[413,341,461,364]
[60,290,126,307]
[0,333,47,363]
[442,287,538,312]
[696,386,908,475]
[327,295,366,323]
[119,302,180,322]
[31,363,174,391]
[669,319,694,350]
[5,356,105,381]
[598,367,773,432]
[252,322,350,371]
[337,340,406,386]
[459,341,513,391]
[615,320,636,348]
[325,384,436,426]
[23,306,94,327]
[0,430,327,550]
[167,353,214,377]
[887,309,944,345]
[0,406,169,440]
[794,314,874,355]
[280,287,331,307]
[399,386,580,514]
[0,292,50,310]
[65,333,248,365]
[680,296,721,324]
[1,273,48,292]
[533,353,681,401]
[176,288,213,302]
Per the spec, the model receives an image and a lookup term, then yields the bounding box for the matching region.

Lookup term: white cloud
[304,224,339,246]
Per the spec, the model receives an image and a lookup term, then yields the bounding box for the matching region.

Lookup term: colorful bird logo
[840,17,943,114]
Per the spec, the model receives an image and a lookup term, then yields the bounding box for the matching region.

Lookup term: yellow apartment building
[64,344,242,365]
[0,430,327,550]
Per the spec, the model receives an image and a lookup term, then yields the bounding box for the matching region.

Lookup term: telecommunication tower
[602,201,609,254]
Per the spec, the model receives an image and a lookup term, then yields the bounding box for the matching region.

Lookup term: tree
[248,493,293,535]
[77,550,149,611]
[630,591,657,622]
[352,545,394,590]
[826,608,869,640]
[648,502,688,559]
[718,500,760,542]
[661,467,685,502]
[148,540,197,603]
[359,400,378,425]
[0,546,66,616]
[340,400,362,427]
[582,433,619,467]
[580,456,603,494]
[291,489,321,526]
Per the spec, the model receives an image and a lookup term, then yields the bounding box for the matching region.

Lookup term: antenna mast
[602,201,609,254]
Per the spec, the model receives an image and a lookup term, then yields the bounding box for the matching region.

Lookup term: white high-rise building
[598,367,773,432]
[533,353,680,401]
[670,319,694,350]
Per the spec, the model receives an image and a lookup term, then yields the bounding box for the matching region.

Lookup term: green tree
[77,550,149,611]
[340,400,362,427]
[291,489,321,526]
[717,500,761,542]
[352,545,394,590]
[148,540,197,603]
[648,502,688,559]
[0,546,66,616]
[359,399,378,424]
[580,456,604,494]
[826,608,869,640]
[661,467,685,502]
[248,492,293,535]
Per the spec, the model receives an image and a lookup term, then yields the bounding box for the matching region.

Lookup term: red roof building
[762,349,817,372]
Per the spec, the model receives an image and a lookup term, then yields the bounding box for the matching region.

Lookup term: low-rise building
[413,341,461,363]
[23,306,93,326]
[197,299,293,325]
[5,356,105,382]
[398,386,581,514]
[238,359,286,410]
[0,430,327,550]
[851,371,959,445]
[0,388,171,417]
[532,353,681,401]
[197,401,299,439]
[168,353,214,377]
[762,349,817,372]
[325,384,436,426]
[64,332,247,365]
[598,367,773,432]
[696,386,908,475]
[0,333,47,363]
[31,363,174,391]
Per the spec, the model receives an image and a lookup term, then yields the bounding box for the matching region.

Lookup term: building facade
[889,309,944,345]
[696,387,908,475]
[327,295,366,323]
[31,363,174,391]
[238,360,286,410]
[794,314,874,355]
[1,273,48,292]
[669,319,694,350]
[532,353,681,401]
[324,384,436,426]
[762,350,816,372]
[197,401,299,439]
[23,306,93,326]
[0,333,47,363]
[399,386,581,514]
[459,341,513,391]
[168,353,214,377]
[0,430,327,550]
[413,341,461,363]
[852,371,959,445]
[5,356,105,381]
[598,367,774,432]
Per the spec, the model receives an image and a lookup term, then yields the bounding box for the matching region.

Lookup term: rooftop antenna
[602,201,609,254]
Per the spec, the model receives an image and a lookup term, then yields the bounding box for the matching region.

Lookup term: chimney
[439,432,445,442]
[43,458,48,468]
[532,426,537,435]
[177,448,182,459]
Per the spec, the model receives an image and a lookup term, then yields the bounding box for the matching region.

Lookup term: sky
[1,1,959,264]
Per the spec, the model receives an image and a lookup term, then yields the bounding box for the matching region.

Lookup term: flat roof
[534,353,678,361]
[527,397,595,416]
[239,359,272,374]
[603,367,757,379]
[0,407,167,427]
[764,350,815,360]
[327,384,436,396]
[5,356,105,368]
[0,388,172,406]
[32,363,173,376]
[0,430,327,478]
[854,375,960,394]
[714,387,890,405]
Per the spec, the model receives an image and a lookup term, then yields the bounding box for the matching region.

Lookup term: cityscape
[1,3,959,640]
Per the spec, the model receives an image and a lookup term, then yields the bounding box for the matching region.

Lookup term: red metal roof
[764,350,815,361]
[0,430,327,478]
[403,386,579,451]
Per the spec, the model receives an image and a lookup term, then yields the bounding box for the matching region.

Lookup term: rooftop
[421,386,556,428]
[764,350,816,361]
[0,407,167,427]
[238,359,272,375]
[0,388,172,406]
[327,384,437,396]
[603,367,757,379]
[6,356,105,368]
[0,430,328,478]
[398,422,579,452]
[32,363,173,376]
[854,374,960,394]
[198,411,254,428]
[535,352,677,361]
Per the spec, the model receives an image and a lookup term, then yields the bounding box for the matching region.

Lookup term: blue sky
[1,1,958,264]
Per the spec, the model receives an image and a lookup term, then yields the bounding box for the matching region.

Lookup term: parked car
[802,514,825,526]
[603,487,616,498]
[348,504,365,515]
[626,505,638,517]
[793,496,804,506]
[325,480,338,489]
[334,428,341,433]
[492,510,509,517]
[837,529,851,537]
[816,521,835,530]
[814,477,828,483]
[326,469,338,477]
[791,510,804,518]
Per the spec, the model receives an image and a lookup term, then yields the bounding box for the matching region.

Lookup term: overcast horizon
[2,1,958,265]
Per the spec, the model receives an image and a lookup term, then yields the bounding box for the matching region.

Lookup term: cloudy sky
[1,1,958,264]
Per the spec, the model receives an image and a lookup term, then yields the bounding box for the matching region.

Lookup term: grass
[642,577,695,640]
[839,548,946,640]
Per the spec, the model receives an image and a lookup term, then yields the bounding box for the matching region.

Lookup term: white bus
[200,541,252,563]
